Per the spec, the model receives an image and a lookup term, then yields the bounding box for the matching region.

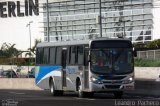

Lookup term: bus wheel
[78,81,86,98]
[114,91,123,99]
[50,79,58,96]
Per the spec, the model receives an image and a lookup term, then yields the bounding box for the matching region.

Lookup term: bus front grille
[105,76,126,80]
[105,85,120,89]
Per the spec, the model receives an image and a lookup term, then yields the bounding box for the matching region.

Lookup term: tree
[146,39,160,48]
[0,43,19,58]
[25,39,41,57]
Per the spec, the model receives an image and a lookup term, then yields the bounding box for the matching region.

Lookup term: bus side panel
[35,66,62,90]
[66,66,79,91]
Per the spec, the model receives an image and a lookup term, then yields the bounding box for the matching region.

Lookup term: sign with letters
[0,0,39,18]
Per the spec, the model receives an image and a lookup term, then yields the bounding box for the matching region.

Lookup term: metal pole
[99,0,102,37]
[26,21,33,77]
[29,24,31,51]
[123,21,125,37]
[46,0,50,42]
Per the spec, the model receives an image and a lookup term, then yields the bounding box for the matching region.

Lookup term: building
[42,0,160,43]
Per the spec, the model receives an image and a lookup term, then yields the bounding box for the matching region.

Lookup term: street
[0,90,160,106]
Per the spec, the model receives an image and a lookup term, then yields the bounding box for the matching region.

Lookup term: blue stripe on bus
[35,66,62,84]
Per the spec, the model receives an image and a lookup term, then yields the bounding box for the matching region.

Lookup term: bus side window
[78,46,84,65]
[67,46,71,65]
[49,47,56,65]
[70,46,76,65]
[43,47,49,64]
[36,47,43,64]
[56,47,62,65]
[36,48,40,64]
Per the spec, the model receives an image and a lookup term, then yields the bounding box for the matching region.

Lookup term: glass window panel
[49,47,56,64]
[144,20,153,25]
[56,47,62,65]
[43,48,49,64]
[143,9,151,14]
[132,9,143,15]
[144,15,152,19]
[133,15,143,20]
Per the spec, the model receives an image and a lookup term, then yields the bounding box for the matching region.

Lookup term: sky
[0,16,44,51]
[0,0,44,51]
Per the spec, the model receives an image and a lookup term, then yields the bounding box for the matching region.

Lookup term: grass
[134,58,160,67]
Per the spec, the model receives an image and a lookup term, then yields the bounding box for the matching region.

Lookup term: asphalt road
[0,90,160,106]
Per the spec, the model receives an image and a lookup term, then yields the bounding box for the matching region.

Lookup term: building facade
[43,0,160,43]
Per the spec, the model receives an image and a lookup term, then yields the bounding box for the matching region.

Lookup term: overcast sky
[0,0,44,50]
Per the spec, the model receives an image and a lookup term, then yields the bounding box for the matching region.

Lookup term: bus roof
[37,37,131,48]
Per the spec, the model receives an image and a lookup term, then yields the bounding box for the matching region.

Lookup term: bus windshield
[91,48,133,75]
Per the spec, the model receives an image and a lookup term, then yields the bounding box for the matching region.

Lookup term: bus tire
[50,79,58,96]
[114,91,123,99]
[78,81,86,98]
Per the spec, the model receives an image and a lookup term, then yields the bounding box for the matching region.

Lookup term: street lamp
[46,0,50,42]
[26,21,33,77]
[26,21,33,52]
[26,21,33,71]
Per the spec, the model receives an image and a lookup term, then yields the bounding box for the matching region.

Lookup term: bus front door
[62,49,67,89]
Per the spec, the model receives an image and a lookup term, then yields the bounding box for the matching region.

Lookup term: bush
[134,58,160,67]
[0,57,35,66]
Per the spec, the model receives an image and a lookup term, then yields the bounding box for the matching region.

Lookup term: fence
[137,49,160,60]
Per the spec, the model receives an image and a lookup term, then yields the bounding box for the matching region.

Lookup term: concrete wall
[135,67,160,80]
[0,78,41,90]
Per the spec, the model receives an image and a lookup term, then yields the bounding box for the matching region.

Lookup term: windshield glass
[91,48,133,74]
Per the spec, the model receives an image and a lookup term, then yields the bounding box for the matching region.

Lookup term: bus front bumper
[89,82,134,92]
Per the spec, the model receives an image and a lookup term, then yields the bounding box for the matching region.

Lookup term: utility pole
[46,0,50,42]
[99,0,102,37]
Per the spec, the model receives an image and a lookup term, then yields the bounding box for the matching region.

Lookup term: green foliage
[25,39,41,57]
[134,58,160,67]
[0,57,35,65]
[146,39,160,48]
[134,39,160,50]
[0,43,19,58]
[134,43,147,49]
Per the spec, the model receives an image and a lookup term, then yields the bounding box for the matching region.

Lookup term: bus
[35,37,135,98]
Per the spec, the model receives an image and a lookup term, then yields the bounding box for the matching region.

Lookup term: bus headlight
[90,76,103,84]
[122,77,134,84]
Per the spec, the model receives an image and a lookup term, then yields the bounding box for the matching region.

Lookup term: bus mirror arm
[88,60,91,62]
[133,50,137,57]
[88,55,91,62]
[133,47,137,57]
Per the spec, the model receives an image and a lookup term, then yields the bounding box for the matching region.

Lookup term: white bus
[35,37,135,98]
